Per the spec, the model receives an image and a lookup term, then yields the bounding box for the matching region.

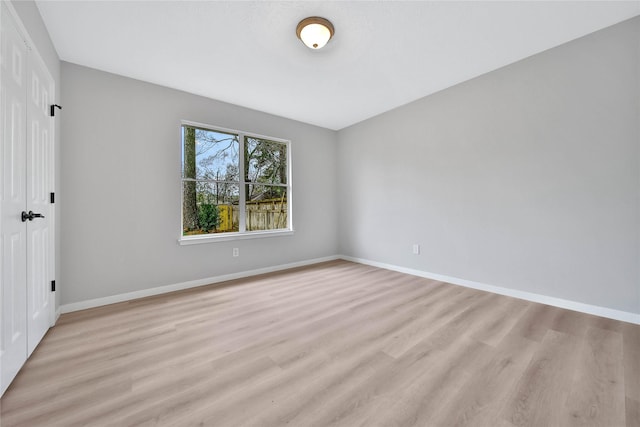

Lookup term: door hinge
[51,280,56,292]
[50,104,62,117]
[50,192,55,203]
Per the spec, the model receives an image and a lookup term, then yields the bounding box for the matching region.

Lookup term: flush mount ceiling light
[296,17,334,50]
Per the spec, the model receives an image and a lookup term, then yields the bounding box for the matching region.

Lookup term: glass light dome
[296,17,334,50]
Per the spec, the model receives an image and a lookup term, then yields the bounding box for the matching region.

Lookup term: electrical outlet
[412,244,420,255]
[233,248,239,257]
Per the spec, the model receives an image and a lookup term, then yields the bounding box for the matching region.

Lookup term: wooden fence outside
[217,198,287,232]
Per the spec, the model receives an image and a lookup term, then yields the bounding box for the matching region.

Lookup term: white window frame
[179,120,293,245]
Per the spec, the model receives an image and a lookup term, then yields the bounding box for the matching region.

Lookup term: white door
[25,44,53,356]
[0,1,29,395]
[0,1,55,396]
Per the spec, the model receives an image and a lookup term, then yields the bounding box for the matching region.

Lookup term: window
[180,122,291,243]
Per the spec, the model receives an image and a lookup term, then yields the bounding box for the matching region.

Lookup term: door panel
[0,2,28,396]
[26,47,53,356]
[1,1,54,395]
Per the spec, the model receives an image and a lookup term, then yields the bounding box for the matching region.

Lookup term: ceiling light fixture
[296,17,334,50]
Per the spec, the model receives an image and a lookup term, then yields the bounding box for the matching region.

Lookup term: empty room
[1,0,639,425]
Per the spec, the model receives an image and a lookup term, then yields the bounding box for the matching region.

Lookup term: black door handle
[21,211,45,222]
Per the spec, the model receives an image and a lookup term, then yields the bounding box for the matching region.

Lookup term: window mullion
[238,133,247,233]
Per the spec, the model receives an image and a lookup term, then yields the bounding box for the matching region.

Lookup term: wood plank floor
[1,260,638,426]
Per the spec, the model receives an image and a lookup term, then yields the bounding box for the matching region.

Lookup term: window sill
[178,229,294,245]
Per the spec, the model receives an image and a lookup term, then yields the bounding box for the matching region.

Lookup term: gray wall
[10,0,62,310]
[337,17,640,314]
[60,63,338,305]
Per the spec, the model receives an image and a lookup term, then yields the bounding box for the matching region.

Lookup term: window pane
[183,181,239,235]
[182,125,239,181]
[245,137,287,185]
[196,181,239,205]
[245,184,288,231]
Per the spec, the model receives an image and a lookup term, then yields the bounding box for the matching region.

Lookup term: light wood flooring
[1,260,638,426]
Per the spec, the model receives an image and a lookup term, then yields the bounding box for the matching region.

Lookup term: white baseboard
[59,253,639,325]
[60,255,340,314]
[340,255,640,325]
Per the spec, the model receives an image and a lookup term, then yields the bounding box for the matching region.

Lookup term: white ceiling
[36,1,640,130]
